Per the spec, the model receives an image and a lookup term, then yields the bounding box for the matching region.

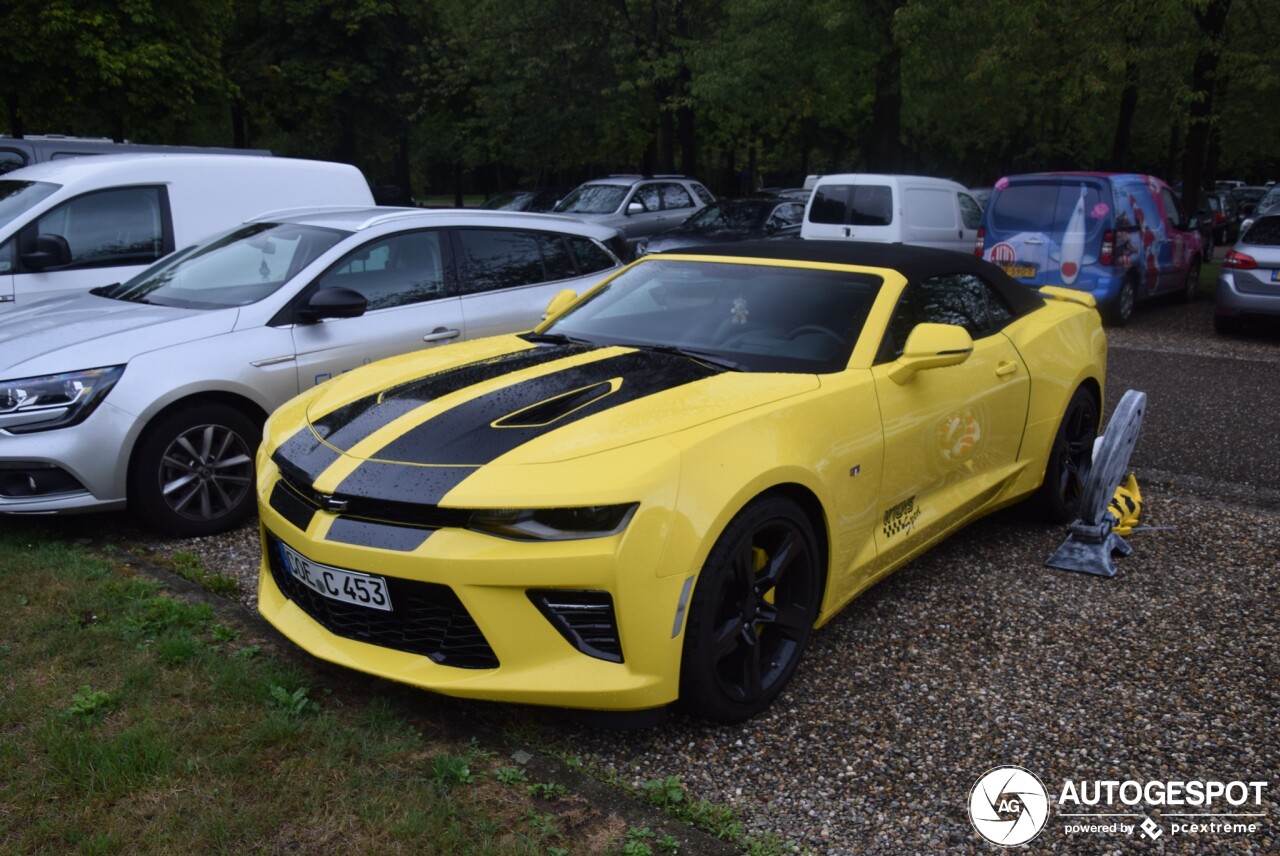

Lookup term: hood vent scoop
[493,381,618,428]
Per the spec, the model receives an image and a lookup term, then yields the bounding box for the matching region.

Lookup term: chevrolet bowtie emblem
[318,494,348,513]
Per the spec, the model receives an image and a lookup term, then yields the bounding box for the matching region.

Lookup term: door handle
[995,360,1018,377]
[423,327,461,342]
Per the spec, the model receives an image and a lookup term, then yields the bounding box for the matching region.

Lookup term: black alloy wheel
[680,495,822,722]
[1028,386,1099,523]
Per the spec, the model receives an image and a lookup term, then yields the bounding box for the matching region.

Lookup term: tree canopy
[3,0,1275,197]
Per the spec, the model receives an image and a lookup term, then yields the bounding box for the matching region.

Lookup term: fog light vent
[528,589,624,663]
[0,462,84,498]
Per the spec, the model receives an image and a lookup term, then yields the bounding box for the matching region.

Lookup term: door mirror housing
[22,234,72,271]
[541,288,578,322]
[887,323,974,385]
[296,286,367,323]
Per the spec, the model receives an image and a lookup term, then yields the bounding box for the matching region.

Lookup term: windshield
[555,184,628,215]
[104,221,349,309]
[0,180,61,226]
[543,258,880,374]
[686,201,771,230]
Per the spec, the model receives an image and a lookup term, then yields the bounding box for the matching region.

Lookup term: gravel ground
[131,297,1279,854]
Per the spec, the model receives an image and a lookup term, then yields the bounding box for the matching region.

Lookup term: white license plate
[277,541,392,612]
[1271,269,1280,283]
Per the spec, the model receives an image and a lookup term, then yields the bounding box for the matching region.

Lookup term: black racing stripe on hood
[334,461,478,506]
[313,344,593,449]
[271,345,589,491]
[272,425,341,489]
[370,349,719,467]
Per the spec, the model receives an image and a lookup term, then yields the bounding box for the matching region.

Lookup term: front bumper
[0,401,135,514]
[256,459,695,711]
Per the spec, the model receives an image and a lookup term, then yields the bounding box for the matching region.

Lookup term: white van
[800,173,983,253]
[0,154,374,311]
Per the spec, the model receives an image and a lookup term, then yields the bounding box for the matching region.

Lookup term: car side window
[659,183,694,211]
[317,230,445,311]
[769,203,803,228]
[1159,187,1187,228]
[456,228,552,293]
[568,235,616,275]
[633,184,661,212]
[0,149,26,175]
[809,184,893,226]
[691,183,715,205]
[535,232,578,281]
[29,186,167,269]
[958,193,983,230]
[880,273,1013,361]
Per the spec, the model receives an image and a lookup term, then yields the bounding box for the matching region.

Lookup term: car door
[1156,183,1200,293]
[869,272,1030,563]
[7,185,171,308]
[288,228,465,389]
[452,227,620,338]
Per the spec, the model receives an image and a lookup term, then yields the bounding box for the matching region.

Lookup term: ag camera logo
[969,766,1050,846]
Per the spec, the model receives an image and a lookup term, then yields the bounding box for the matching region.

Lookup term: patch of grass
[167,551,240,595]
[0,524,638,855]
[1199,258,1219,295]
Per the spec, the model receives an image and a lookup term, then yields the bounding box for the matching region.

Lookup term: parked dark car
[1231,186,1268,217]
[1197,190,1238,256]
[479,189,565,213]
[635,197,805,255]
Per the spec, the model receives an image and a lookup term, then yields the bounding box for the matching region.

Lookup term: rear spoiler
[1038,285,1098,308]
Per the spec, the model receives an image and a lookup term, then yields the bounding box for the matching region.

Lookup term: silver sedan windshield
[108,222,349,309]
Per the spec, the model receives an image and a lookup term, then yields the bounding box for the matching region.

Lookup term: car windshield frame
[0,179,61,225]
[541,258,881,374]
[555,184,629,215]
[101,221,350,310]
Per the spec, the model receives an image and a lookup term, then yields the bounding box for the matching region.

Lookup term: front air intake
[528,589,624,663]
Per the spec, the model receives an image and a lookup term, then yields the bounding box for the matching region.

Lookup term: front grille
[528,589,624,663]
[267,534,498,669]
[273,473,472,531]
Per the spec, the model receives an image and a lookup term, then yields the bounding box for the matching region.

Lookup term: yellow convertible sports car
[257,241,1105,722]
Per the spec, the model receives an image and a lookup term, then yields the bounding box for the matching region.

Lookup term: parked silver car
[0,207,624,535]
[1215,213,1280,334]
[553,174,714,253]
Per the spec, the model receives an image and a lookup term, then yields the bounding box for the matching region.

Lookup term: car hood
[271,338,818,504]
[0,293,236,376]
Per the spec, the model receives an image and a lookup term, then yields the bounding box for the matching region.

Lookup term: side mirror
[886,323,974,385]
[22,234,72,271]
[541,288,577,322]
[296,286,367,323]
[626,201,645,216]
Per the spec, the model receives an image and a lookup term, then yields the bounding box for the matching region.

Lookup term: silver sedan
[1214,213,1280,334]
[0,207,624,535]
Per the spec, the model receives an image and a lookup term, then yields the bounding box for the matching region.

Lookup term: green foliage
[266,683,316,717]
[65,685,113,722]
[527,781,571,800]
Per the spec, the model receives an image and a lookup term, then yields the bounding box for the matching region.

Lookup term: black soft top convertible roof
[670,239,1045,316]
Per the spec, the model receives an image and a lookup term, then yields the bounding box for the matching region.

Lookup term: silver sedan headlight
[0,366,125,434]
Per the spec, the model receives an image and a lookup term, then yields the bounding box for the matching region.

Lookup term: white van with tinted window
[801,173,983,253]
[0,154,374,312]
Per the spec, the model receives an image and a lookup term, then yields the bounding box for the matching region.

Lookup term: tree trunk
[1180,0,1232,216]
[865,41,903,172]
[1110,44,1139,170]
[6,93,23,138]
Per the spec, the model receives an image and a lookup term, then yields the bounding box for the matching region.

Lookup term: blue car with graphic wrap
[976,172,1204,325]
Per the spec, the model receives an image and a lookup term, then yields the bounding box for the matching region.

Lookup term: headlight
[0,366,125,434]
[468,504,638,541]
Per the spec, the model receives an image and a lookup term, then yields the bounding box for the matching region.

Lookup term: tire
[1105,277,1136,327]
[130,403,261,537]
[1180,258,1201,303]
[1027,387,1099,524]
[679,495,822,723]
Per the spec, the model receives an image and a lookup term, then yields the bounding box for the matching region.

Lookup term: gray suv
[554,174,714,253]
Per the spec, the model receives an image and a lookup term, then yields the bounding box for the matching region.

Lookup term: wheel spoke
[761,602,811,638]
[756,529,797,591]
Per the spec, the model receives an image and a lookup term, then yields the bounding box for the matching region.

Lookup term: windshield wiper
[518,331,594,346]
[631,344,745,372]
[89,283,123,298]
